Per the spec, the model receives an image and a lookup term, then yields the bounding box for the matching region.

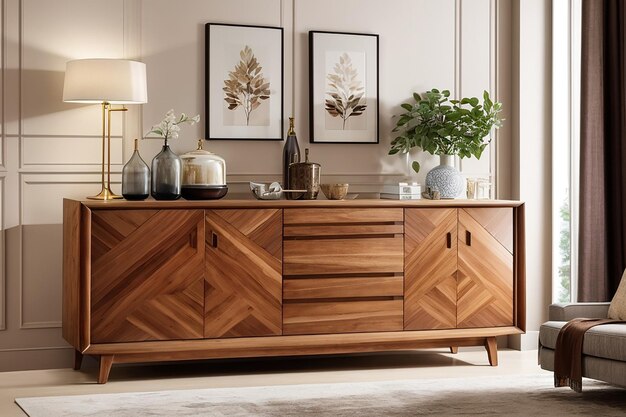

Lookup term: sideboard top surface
[68,197,524,210]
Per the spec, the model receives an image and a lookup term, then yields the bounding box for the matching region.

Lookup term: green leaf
[411,161,421,173]
[401,103,413,111]
[413,92,422,102]
[388,148,401,155]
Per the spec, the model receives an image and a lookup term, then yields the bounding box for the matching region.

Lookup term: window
[552,0,581,303]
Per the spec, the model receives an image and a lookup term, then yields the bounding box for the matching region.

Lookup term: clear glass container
[180,139,228,200]
[122,139,150,200]
[151,140,182,200]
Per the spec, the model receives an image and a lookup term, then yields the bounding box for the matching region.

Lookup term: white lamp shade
[63,59,148,104]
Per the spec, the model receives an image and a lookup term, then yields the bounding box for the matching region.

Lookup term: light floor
[0,348,543,416]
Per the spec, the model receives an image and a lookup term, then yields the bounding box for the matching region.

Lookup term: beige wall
[508,0,552,349]
[0,0,543,371]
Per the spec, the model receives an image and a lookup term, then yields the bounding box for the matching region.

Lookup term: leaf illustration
[325,53,367,129]
[223,45,271,125]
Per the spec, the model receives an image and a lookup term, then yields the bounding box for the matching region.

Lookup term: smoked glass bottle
[151,139,182,200]
[282,117,300,199]
[122,139,150,200]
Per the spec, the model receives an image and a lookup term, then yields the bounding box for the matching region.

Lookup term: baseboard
[507,331,539,351]
[0,347,74,372]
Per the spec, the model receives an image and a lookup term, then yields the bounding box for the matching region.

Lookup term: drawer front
[283,300,403,335]
[283,237,404,276]
[284,223,403,238]
[283,276,403,300]
[284,208,403,225]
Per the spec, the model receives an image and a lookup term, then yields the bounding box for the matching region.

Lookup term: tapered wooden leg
[449,346,459,354]
[73,350,83,370]
[98,355,114,384]
[484,337,498,366]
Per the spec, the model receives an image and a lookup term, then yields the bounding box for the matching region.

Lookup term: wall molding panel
[20,135,123,170]
[0,176,5,331]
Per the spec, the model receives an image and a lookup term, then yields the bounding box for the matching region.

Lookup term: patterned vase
[425,154,464,199]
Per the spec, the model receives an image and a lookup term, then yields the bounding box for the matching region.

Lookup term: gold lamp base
[88,102,128,201]
[88,186,123,200]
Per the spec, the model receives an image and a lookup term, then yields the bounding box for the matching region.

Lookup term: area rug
[15,374,626,417]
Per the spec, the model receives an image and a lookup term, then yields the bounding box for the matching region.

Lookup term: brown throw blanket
[554,318,626,392]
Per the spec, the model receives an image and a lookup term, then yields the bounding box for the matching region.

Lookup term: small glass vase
[122,139,150,200]
[151,140,182,200]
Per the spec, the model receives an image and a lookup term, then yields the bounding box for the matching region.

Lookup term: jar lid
[181,139,225,163]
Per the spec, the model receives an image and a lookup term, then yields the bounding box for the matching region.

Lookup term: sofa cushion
[539,321,626,362]
[608,269,626,320]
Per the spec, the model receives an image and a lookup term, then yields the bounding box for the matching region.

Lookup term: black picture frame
[205,23,284,141]
[309,30,379,144]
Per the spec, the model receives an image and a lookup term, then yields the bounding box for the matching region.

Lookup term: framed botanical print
[309,31,379,144]
[206,23,284,140]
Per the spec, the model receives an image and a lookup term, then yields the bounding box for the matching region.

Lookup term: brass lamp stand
[89,102,128,200]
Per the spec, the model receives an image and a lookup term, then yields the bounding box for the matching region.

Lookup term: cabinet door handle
[466,231,472,246]
[446,232,452,249]
[211,232,218,248]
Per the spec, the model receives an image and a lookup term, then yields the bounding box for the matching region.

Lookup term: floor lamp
[63,59,148,200]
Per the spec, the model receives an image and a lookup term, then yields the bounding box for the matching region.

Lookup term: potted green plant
[389,89,503,198]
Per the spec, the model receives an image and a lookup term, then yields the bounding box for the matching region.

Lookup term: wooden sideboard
[62,198,525,383]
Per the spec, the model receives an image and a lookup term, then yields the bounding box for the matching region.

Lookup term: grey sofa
[539,302,626,388]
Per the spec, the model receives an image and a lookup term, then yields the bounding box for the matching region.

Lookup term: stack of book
[380,182,422,200]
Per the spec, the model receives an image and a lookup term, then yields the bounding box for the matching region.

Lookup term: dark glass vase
[151,140,182,200]
[122,139,150,200]
[283,117,300,200]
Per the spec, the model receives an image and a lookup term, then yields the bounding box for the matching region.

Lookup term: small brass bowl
[321,183,349,200]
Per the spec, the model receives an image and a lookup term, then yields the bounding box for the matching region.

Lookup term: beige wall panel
[516,0,551,334]
[21,174,121,225]
[21,136,123,168]
[4,0,20,136]
[141,0,283,172]
[21,0,125,136]
[0,0,3,170]
[0,227,69,361]
[0,178,4,331]
[21,224,62,328]
[0,348,73,372]
[458,0,492,178]
[294,0,455,184]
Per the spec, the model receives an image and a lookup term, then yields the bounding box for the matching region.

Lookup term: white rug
[15,374,626,417]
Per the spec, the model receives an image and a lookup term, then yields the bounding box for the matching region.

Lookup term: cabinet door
[457,208,514,328]
[204,209,282,338]
[404,208,458,330]
[90,209,205,343]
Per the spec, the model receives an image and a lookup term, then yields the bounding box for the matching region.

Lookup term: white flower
[145,109,199,140]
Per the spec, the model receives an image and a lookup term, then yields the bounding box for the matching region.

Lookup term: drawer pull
[211,232,218,248]
[446,232,452,249]
[466,231,472,246]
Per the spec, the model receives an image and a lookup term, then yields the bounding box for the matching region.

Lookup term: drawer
[284,223,403,238]
[283,300,403,335]
[283,276,403,300]
[284,208,403,225]
[283,237,404,276]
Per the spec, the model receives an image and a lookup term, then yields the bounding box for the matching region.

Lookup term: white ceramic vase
[425,154,464,199]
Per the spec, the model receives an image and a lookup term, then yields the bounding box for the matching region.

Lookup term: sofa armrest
[549,302,610,321]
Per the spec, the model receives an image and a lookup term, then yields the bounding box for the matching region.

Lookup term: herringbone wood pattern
[204,209,282,338]
[404,209,458,330]
[457,209,514,328]
[90,210,205,343]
